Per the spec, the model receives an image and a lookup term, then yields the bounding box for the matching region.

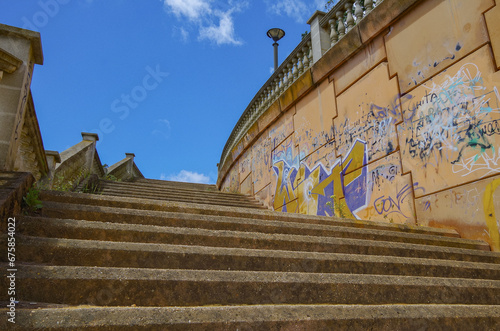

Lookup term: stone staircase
[1,177,500,329]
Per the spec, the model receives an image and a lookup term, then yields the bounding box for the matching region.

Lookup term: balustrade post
[282,68,289,90]
[354,0,364,21]
[302,45,310,70]
[297,51,304,75]
[292,56,299,80]
[336,10,345,38]
[279,72,285,93]
[307,40,313,65]
[328,19,338,47]
[266,86,273,106]
[345,2,354,31]
[365,0,374,13]
[288,63,294,86]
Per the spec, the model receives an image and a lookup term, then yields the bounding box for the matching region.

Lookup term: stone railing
[218,0,381,172]
[219,34,313,170]
[106,153,144,181]
[51,133,104,191]
[322,0,378,48]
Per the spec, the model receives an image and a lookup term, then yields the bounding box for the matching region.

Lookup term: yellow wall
[219,0,500,250]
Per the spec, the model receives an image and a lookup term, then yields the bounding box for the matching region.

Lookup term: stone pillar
[125,153,135,177]
[81,132,99,173]
[307,11,330,64]
[45,150,61,180]
[0,24,43,171]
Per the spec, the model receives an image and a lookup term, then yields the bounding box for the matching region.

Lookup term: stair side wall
[218,0,500,251]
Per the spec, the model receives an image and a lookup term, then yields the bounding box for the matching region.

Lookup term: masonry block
[335,62,401,164]
[252,129,272,194]
[257,99,281,132]
[385,0,494,94]
[485,4,500,70]
[416,174,500,251]
[239,149,252,183]
[294,79,336,160]
[269,109,294,151]
[397,45,500,196]
[330,33,386,96]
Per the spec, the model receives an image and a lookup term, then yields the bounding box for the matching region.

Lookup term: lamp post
[267,28,285,72]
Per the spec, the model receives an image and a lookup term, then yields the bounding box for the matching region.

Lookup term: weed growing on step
[48,168,96,192]
[326,195,347,218]
[104,174,121,182]
[22,187,43,215]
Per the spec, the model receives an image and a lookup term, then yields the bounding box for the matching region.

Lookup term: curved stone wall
[218,0,500,250]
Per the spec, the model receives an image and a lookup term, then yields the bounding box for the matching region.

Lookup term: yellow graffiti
[274,139,368,218]
[298,165,322,215]
[273,160,298,212]
[309,162,355,218]
[483,178,500,251]
[343,140,366,176]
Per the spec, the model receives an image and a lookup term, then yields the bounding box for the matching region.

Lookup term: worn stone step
[99,188,263,208]
[1,304,499,330]
[99,186,262,205]
[101,180,253,201]
[10,235,500,279]
[4,265,500,306]
[17,217,500,263]
[132,178,218,191]
[33,202,490,252]
[39,190,461,238]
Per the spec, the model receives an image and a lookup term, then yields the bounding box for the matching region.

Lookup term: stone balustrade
[219,34,313,170]
[50,132,105,191]
[322,0,378,48]
[219,0,381,172]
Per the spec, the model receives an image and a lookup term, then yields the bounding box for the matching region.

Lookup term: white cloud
[162,170,212,184]
[198,10,241,45]
[163,0,212,21]
[265,0,328,22]
[151,119,171,140]
[163,0,245,45]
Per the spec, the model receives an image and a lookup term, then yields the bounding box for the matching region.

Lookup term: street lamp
[267,28,285,72]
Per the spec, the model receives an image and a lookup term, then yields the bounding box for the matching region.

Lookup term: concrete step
[100,179,254,201]
[10,235,500,279]
[17,217,500,263]
[132,178,218,191]
[99,188,264,208]
[39,190,461,238]
[99,185,262,204]
[4,264,500,306]
[1,305,499,330]
[33,202,491,252]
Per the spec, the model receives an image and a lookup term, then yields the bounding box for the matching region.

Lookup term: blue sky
[1,0,330,183]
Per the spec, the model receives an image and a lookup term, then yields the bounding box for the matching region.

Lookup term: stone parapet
[106,153,144,181]
[52,133,104,191]
[12,92,49,181]
[0,24,43,172]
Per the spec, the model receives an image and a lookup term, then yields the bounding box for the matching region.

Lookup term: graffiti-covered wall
[219,0,500,251]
